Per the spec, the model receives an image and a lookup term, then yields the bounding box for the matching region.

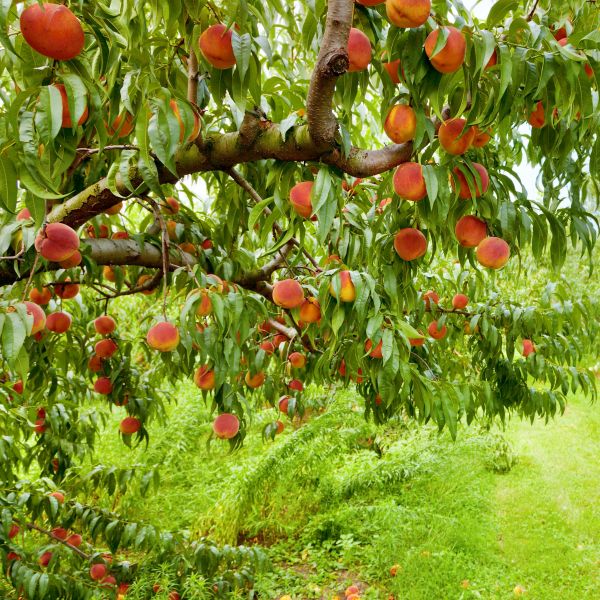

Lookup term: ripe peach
[451,163,489,199]
[194,365,215,390]
[273,333,288,348]
[51,527,68,540]
[94,316,116,335]
[585,63,593,78]
[386,0,431,28]
[522,339,536,357]
[168,592,181,600]
[87,224,109,238]
[35,418,47,433]
[393,228,427,261]
[146,322,180,352]
[384,104,416,143]
[196,291,212,316]
[54,279,79,299]
[53,83,87,128]
[39,551,53,567]
[472,126,492,148]
[452,294,468,309]
[49,491,64,504]
[345,585,361,597]
[476,237,510,269]
[103,266,117,282]
[166,220,178,240]
[88,354,104,372]
[24,301,46,334]
[393,162,427,201]
[428,320,447,340]
[347,28,371,72]
[213,413,240,439]
[299,297,321,323]
[289,379,303,391]
[178,242,196,255]
[288,352,307,368]
[201,239,214,250]
[35,223,80,262]
[422,290,439,309]
[329,270,355,302]
[409,333,425,346]
[278,395,292,413]
[119,416,141,435]
[383,58,402,84]
[377,197,392,213]
[16,207,31,221]
[8,524,19,539]
[289,181,313,218]
[67,533,82,547]
[528,101,545,128]
[275,420,285,434]
[29,286,52,305]
[20,3,85,61]
[90,563,107,581]
[46,311,72,333]
[58,250,82,268]
[424,26,466,73]
[199,24,236,69]
[161,197,180,215]
[108,112,134,138]
[95,338,118,359]
[273,279,304,309]
[94,377,113,395]
[438,119,475,155]
[485,49,498,69]
[365,338,383,358]
[455,215,487,247]
[169,99,201,143]
[245,371,266,388]
[137,274,157,294]
[12,380,24,395]
[259,340,275,354]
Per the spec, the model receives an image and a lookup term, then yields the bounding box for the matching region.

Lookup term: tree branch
[235,241,296,288]
[187,50,199,105]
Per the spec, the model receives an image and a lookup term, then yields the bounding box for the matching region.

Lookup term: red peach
[94,377,113,395]
[199,24,236,69]
[272,279,304,309]
[522,339,536,357]
[24,301,46,334]
[438,119,475,155]
[67,533,82,547]
[393,162,427,201]
[347,28,371,72]
[278,395,292,413]
[94,316,116,335]
[424,26,467,74]
[13,380,24,395]
[383,58,402,84]
[384,104,416,143]
[422,290,439,309]
[428,320,447,340]
[8,524,19,539]
[119,417,141,435]
[161,197,180,215]
[16,207,31,221]
[528,101,545,128]
[213,413,240,439]
[111,231,129,240]
[275,420,285,434]
[393,228,427,261]
[288,352,307,368]
[476,237,510,269]
[58,250,82,269]
[471,126,492,148]
[289,379,303,391]
[46,311,72,334]
[88,354,104,372]
[90,563,107,581]
[289,181,313,218]
[54,279,79,299]
[146,322,180,352]
[452,294,469,309]
[34,223,80,262]
[51,527,68,540]
[451,163,489,199]
[245,371,266,388]
[194,365,215,390]
[39,551,53,567]
[485,48,497,69]
[108,112,134,138]
[196,291,212,316]
[53,83,87,128]
[455,215,487,247]
[49,491,64,503]
[365,338,383,358]
[95,338,118,359]
[259,340,275,354]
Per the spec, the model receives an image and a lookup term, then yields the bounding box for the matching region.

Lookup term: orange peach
[428,320,447,340]
[95,338,118,359]
[245,371,266,388]
[288,352,307,368]
[471,126,492,148]
[108,112,134,138]
[161,197,180,214]
[528,101,545,128]
[169,99,201,143]
[386,0,431,28]
[383,58,402,84]
[476,237,510,269]
[104,202,122,216]
[58,250,82,268]
[451,163,489,199]
[24,301,46,334]
[424,26,466,73]
[289,181,313,218]
[422,290,439,309]
[196,290,212,316]
[213,413,240,439]
[137,274,157,295]
[20,3,84,61]
[199,24,236,69]
[393,228,427,261]
[365,338,383,358]
[345,585,361,597]
[94,316,116,335]
[409,332,426,346]
[452,294,468,309]
[34,223,80,262]
[146,322,180,352]
[329,270,356,302]
[66,533,82,547]
[49,491,65,503]
[299,297,321,323]
[119,416,141,435]
[393,162,427,201]
[485,48,497,69]
[347,28,371,72]
[46,311,71,333]
[94,377,113,395]
[455,215,487,247]
[29,286,52,305]
[384,104,416,143]
[54,83,87,128]
[273,279,304,309]
[522,339,536,357]
[438,119,475,155]
[194,365,215,390]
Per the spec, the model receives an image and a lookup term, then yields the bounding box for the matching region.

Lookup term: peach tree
[0,0,599,597]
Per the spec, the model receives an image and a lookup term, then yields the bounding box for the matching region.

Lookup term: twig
[526,0,540,21]
[21,254,40,302]
[75,144,140,155]
[0,244,25,261]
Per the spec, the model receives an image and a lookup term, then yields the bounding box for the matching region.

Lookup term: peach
[137,274,157,294]
[108,112,135,137]
[213,413,240,439]
[24,301,46,334]
[194,365,215,390]
[35,418,47,434]
[20,3,84,61]
[273,279,304,309]
[455,215,487,247]
[275,420,285,434]
[289,379,303,391]
[104,202,122,216]
[16,207,31,220]
[6,552,20,562]
[67,533,82,547]
[472,126,492,148]
[12,380,24,395]
[178,242,197,255]
[329,270,356,302]
[273,333,288,347]
[119,416,141,435]
[53,83,87,128]
[90,564,107,581]
[384,104,416,143]
[88,354,104,372]
[585,63,593,78]
[8,524,19,539]
[393,162,427,201]
[94,377,113,395]
[199,24,236,69]
[346,585,361,597]
[35,223,80,262]
[166,219,178,240]
[476,237,510,269]
[422,290,439,309]
[377,197,392,213]
[428,320,447,340]
[347,28,371,72]
[485,48,497,69]
[528,101,545,128]
[383,58,402,84]
[260,340,275,354]
[451,163,489,199]
[409,332,426,346]
[29,286,52,305]
[161,197,180,214]
[438,119,475,155]
[169,99,201,143]
[245,371,266,388]
[87,224,109,238]
[393,228,427,261]
[46,311,71,333]
[288,352,306,368]
[39,551,53,567]
[55,279,79,299]
[95,338,118,359]
[386,0,431,28]
[201,239,214,250]
[424,26,467,73]
[522,339,536,357]
[146,322,179,352]
[278,395,292,413]
[94,316,116,335]
[51,527,68,540]
[365,338,383,358]
[390,564,401,576]
[103,266,117,282]
[299,297,321,323]
[49,491,64,503]
[196,291,212,316]
[452,294,468,309]
[58,250,82,268]
[289,181,313,218]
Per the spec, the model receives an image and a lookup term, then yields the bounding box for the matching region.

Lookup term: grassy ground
[89,382,600,600]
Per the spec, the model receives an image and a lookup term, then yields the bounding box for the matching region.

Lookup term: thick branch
[187,50,199,105]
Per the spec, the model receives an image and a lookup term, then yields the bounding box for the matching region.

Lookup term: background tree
[0,0,598,597]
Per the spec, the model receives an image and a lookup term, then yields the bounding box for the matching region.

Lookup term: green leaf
[2,311,28,365]
[0,154,17,213]
[486,0,519,29]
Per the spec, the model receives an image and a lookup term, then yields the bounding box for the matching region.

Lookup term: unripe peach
[451,163,489,199]
[213,413,240,439]
[476,237,510,269]
[299,297,321,323]
[428,320,447,340]
[383,58,402,84]
[278,395,292,413]
[16,207,31,221]
[119,417,141,435]
[24,301,46,334]
[386,0,431,28]
[329,270,356,302]
[245,371,266,388]
[34,223,80,262]
[452,294,468,309]
[424,26,467,74]
[393,228,427,261]
[272,279,304,309]
[365,338,383,358]
[88,354,104,372]
[289,379,303,391]
[289,181,313,218]
[39,551,53,567]
[347,28,371,72]
[20,3,84,61]
[146,322,180,352]
[384,104,416,144]
[53,83,87,128]
[288,352,307,368]
[58,250,82,269]
[94,316,116,335]
[94,377,113,395]
[522,339,536,357]
[393,162,427,201]
[54,279,79,299]
[29,286,52,305]
[528,101,545,128]
[455,215,487,247]
[422,290,439,309]
[194,365,215,390]
[438,119,475,155]
[46,311,72,334]
[90,563,107,581]
[199,24,236,69]
[95,338,118,358]
[472,126,492,148]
